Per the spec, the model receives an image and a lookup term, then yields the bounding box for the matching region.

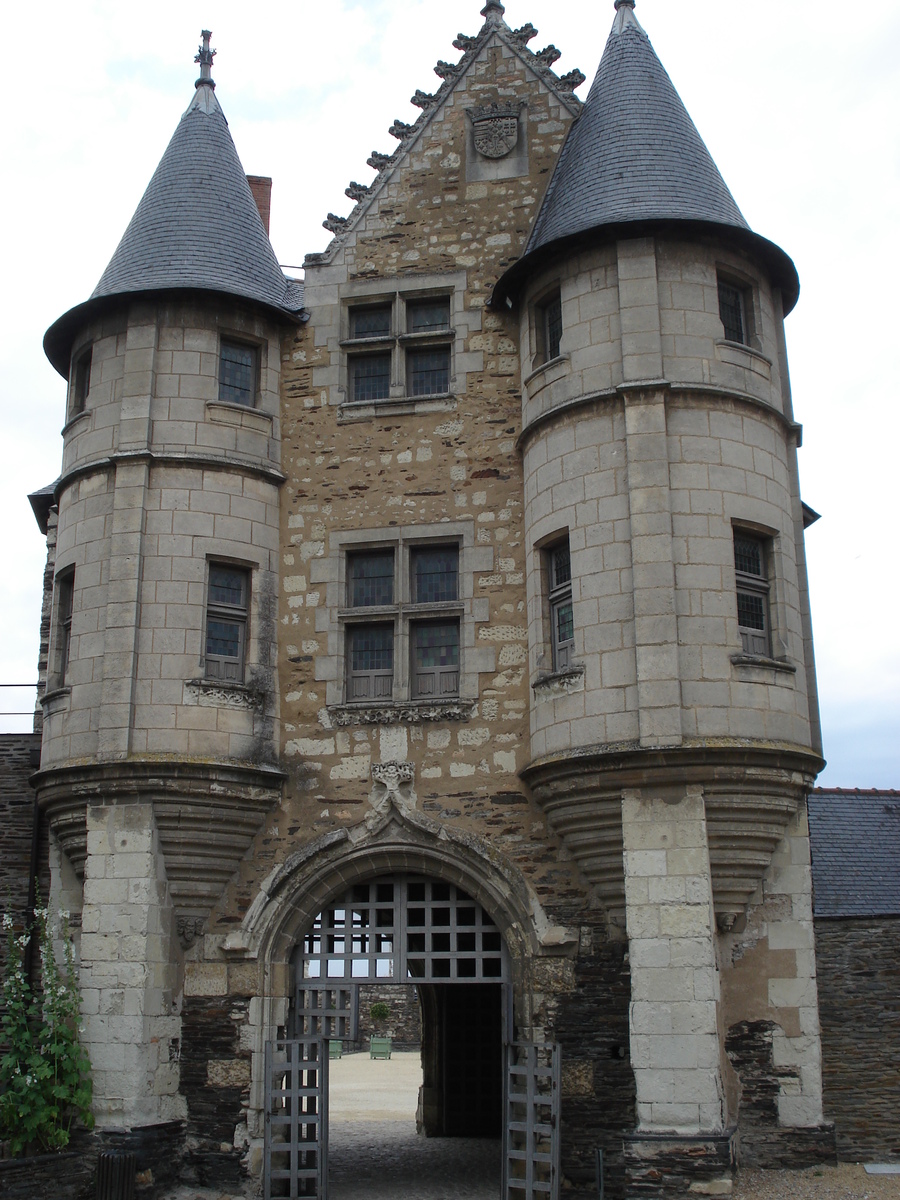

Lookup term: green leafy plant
[369,1002,390,1025]
[0,904,93,1155]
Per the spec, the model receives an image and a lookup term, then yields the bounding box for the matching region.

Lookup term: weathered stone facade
[22,3,840,1196]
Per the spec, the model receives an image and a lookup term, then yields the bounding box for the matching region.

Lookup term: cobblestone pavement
[329,1119,500,1199]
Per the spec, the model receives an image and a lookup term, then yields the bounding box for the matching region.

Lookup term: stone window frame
[203,559,252,684]
[728,520,795,673]
[531,527,584,689]
[322,521,490,722]
[51,566,76,689]
[340,537,462,703]
[546,539,574,671]
[217,332,264,409]
[716,266,761,351]
[337,272,467,415]
[68,343,92,418]
[531,284,564,371]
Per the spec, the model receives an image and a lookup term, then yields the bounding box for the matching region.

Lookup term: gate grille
[504,1042,561,1199]
[264,1038,327,1199]
[301,874,507,983]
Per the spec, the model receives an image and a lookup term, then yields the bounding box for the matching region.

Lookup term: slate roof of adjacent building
[808,789,900,918]
[44,55,302,376]
[494,0,799,310]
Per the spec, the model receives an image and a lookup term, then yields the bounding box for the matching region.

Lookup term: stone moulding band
[326,699,477,726]
[516,380,802,451]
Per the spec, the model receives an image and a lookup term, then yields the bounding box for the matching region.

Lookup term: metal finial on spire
[481,0,505,23]
[194,30,216,90]
[614,0,636,9]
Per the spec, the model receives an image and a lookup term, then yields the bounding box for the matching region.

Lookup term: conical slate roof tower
[45,32,301,374]
[496,0,798,307]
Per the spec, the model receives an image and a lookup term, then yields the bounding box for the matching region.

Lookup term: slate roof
[45,75,302,376]
[494,1,799,310]
[808,789,900,918]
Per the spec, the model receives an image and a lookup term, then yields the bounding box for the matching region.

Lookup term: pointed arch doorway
[263,871,560,1200]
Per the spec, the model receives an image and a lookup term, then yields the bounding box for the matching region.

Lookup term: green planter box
[369,1036,392,1059]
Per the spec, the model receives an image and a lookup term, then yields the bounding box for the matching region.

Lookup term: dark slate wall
[815,916,900,1161]
[0,734,42,933]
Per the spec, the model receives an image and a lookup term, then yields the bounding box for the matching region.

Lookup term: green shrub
[0,904,93,1155]
[369,1002,390,1024]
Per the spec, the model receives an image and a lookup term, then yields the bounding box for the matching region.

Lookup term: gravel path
[733,1164,900,1199]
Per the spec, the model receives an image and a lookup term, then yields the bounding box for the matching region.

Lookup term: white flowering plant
[0,904,93,1155]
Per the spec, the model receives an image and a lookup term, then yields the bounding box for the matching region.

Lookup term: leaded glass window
[548,539,574,670]
[408,347,450,397]
[348,624,394,700]
[407,298,450,333]
[349,551,394,607]
[206,564,249,681]
[219,340,258,406]
[350,305,392,339]
[351,353,391,402]
[718,279,746,345]
[412,620,459,698]
[734,531,770,656]
[412,547,458,603]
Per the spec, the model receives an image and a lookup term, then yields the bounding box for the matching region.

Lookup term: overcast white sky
[1,0,897,787]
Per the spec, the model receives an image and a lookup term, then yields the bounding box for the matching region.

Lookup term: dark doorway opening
[419,982,503,1136]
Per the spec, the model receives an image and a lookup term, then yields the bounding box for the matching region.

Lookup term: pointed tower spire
[494,1,798,310]
[194,29,216,90]
[44,32,301,375]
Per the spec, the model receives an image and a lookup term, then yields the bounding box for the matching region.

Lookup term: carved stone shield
[473,115,519,159]
[468,102,523,159]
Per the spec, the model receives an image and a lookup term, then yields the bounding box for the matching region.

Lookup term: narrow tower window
[547,540,574,670]
[734,531,771,656]
[205,564,249,681]
[70,346,92,415]
[718,278,747,345]
[536,290,563,364]
[219,340,258,406]
[55,571,75,686]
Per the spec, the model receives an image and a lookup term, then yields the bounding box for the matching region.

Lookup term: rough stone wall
[815,917,900,1161]
[0,735,41,933]
[356,983,422,1045]
[204,22,594,928]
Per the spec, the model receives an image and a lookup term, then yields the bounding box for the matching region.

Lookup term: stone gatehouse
[23,1,837,1195]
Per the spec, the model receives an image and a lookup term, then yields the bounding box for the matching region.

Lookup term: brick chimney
[247,175,272,234]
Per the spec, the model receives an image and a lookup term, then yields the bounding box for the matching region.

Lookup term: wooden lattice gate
[503,1042,561,1200]
[264,1037,328,1200]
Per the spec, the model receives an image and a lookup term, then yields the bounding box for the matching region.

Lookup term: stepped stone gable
[20,2,857,1196]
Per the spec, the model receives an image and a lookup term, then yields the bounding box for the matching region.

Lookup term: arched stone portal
[244,815,567,1198]
[291,873,508,1139]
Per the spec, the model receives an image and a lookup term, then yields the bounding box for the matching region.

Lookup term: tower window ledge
[61,410,91,436]
[730,653,797,675]
[532,664,585,695]
[185,677,267,711]
[39,686,71,707]
[206,401,274,434]
[523,353,570,390]
[715,340,772,379]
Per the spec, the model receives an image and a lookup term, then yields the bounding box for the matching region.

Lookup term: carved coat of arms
[468,102,524,160]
